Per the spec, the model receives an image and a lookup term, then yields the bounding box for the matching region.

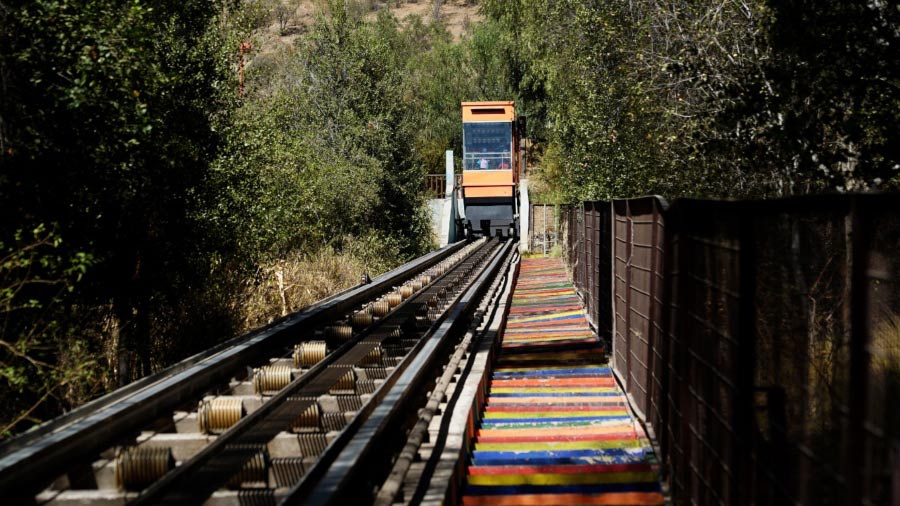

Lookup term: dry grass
[872,312,900,373]
[241,247,369,330]
[374,0,482,39]
[871,312,900,426]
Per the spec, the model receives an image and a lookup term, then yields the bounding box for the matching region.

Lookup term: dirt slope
[256,0,482,54]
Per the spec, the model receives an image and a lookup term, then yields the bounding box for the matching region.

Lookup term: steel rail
[0,240,467,502]
[131,239,499,505]
[373,248,518,506]
[286,238,516,505]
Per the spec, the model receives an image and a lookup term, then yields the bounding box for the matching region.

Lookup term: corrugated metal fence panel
[661,202,745,505]
[596,202,613,338]
[569,207,581,280]
[578,205,593,306]
[574,206,584,296]
[660,196,900,506]
[585,202,596,327]
[561,194,899,505]
[611,198,666,423]
[613,203,630,401]
[859,198,900,506]
[646,200,666,432]
[561,202,612,339]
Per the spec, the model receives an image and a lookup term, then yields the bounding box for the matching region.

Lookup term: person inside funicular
[479,148,489,170]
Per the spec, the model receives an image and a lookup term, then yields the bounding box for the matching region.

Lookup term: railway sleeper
[36,489,291,506]
[10,240,480,506]
[87,241,490,502]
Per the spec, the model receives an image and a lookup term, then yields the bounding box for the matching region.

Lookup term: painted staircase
[460,257,665,506]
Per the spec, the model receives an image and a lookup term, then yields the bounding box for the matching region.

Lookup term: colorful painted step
[461,257,664,506]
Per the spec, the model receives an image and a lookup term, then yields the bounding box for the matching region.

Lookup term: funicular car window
[463,122,512,171]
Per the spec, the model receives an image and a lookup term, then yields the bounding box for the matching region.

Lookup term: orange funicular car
[460,101,520,238]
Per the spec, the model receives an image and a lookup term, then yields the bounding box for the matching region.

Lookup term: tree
[0,0,248,434]
[740,0,900,192]
[479,0,900,201]
[223,4,433,260]
[273,1,294,35]
[0,226,93,436]
[433,0,443,21]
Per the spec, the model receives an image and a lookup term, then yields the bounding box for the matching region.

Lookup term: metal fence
[424,174,464,198]
[424,174,446,198]
[528,204,561,254]
[612,198,667,424]
[561,194,900,506]
[563,203,613,338]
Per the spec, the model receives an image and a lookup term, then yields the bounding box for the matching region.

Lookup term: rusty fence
[424,174,447,198]
[561,194,900,506]
[424,174,463,198]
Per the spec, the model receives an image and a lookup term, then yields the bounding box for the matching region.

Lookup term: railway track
[0,237,516,505]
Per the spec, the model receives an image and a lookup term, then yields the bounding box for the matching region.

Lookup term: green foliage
[0,0,462,436]
[480,0,900,201]
[405,26,474,172]
[476,0,666,201]
[729,0,900,192]
[0,225,96,435]
[0,0,247,434]
[226,6,433,260]
[400,12,523,174]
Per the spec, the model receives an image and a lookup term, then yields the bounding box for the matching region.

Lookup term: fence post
[736,208,758,505]
[555,203,560,250]
[529,204,534,251]
[647,198,663,430]
[591,203,597,329]
[585,203,592,322]
[542,204,547,255]
[605,202,614,341]
[656,203,677,483]
[673,205,694,501]
[578,202,588,290]
[568,207,575,270]
[624,201,634,396]
[843,196,871,506]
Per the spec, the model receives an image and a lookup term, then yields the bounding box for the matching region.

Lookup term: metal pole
[543,205,547,256]
[445,150,454,199]
[446,150,456,243]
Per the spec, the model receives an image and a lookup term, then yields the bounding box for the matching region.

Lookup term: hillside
[256,0,483,54]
